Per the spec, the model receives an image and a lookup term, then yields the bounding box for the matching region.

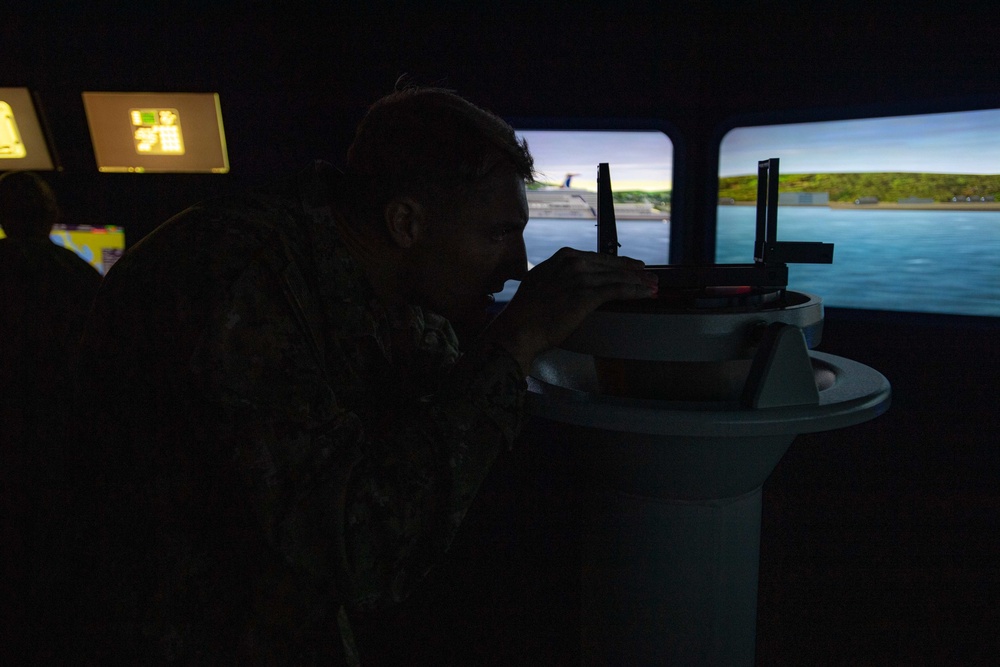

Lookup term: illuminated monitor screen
[718,109,1000,317]
[498,129,673,302]
[1,224,125,275]
[82,92,229,173]
[0,87,56,171]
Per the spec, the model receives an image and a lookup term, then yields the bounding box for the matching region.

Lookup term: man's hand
[483,247,658,375]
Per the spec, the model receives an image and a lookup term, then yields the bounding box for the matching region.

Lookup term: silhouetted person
[0,170,101,663]
[55,86,656,665]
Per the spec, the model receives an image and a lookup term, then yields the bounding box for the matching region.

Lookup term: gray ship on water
[526,174,669,221]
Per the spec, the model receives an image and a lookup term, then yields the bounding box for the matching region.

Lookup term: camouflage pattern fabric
[65,162,526,664]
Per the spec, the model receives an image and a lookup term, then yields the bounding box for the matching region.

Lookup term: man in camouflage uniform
[56,87,656,664]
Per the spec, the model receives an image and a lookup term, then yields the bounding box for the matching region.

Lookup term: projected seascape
[716,108,1000,316]
[497,211,999,317]
[501,117,1000,317]
[520,130,672,221]
[718,206,1000,316]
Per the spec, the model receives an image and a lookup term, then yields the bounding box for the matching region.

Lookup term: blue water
[499,207,1000,317]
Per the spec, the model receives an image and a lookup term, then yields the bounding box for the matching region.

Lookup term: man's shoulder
[119,175,315,282]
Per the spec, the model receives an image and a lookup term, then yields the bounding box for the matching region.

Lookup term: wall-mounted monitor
[0,224,125,275]
[82,92,229,173]
[0,87,57,171]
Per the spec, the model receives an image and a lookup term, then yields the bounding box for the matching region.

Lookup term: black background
[4,3,999,663]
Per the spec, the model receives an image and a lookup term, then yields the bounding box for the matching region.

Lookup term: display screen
[0,224,125,275]
[0,87,56,171]
[82,92,229,173]
[717,109,1000,317]
[498,129,674,302]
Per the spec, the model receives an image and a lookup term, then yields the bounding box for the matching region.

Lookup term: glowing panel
[0,224,126,275]
[82,92,228,173]
[1,102,27,158]
[0,87,56,170]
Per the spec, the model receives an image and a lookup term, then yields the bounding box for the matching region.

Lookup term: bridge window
[499,129,673,302]
[717,110,1000,317]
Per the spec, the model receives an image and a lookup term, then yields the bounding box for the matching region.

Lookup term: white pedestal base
[582,486,763,667]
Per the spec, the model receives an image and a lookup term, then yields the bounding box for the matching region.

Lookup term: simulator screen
[82,92,229,173]
[498,129,673,302]
[718,109,1000,317]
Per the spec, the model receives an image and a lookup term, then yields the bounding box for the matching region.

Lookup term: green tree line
[718,173,1000,202]
[616,190,671,209]
[528,181,671,209]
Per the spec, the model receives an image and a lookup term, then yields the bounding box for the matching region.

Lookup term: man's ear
[384,197,426,249]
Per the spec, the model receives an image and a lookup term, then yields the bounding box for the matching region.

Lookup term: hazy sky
[517,130,673,191]
[517,109,1000,191]
[718,108,1000,177]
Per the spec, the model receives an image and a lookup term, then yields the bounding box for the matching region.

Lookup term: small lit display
[82,92,228,173]
[1,101,27,158]
[0,88,56,170]
[49,224,125,274]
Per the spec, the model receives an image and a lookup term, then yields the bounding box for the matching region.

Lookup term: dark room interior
[3,3,998,664]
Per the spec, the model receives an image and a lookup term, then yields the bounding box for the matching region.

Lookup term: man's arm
[483,247,658,375]
[193,256,525,614]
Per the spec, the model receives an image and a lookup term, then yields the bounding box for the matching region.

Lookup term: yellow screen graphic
[0,225,126,275]
[130,108,185,155]
[83,92,228,173]
[1,101,28,159]
[50,225,125,274]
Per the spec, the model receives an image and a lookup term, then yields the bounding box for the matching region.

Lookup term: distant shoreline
[723,201,1000,211]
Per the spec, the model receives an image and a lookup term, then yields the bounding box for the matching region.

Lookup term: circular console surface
[560,291,824,362]
[527,349,891,438]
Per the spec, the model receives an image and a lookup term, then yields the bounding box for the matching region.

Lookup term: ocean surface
[497,206,1000,317]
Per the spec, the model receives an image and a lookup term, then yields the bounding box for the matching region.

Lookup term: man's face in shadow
[405,171,530,340]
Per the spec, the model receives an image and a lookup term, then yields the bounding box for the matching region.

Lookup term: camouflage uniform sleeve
[191,255,527,618]
[190,254,358,606]
[343,337,526,611]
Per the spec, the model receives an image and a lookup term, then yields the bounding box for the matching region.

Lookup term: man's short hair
[0,171,61,239]
[345,86,534,219]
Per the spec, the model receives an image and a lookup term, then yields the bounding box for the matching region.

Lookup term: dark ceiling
[3,2,998,239]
